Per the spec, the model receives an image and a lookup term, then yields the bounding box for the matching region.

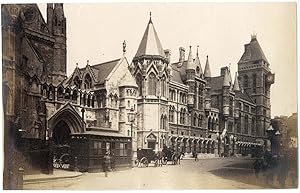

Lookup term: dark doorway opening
[52,121,72,170]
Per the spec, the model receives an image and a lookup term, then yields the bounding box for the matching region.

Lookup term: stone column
[54,87,58,101]
[77,93,81,105]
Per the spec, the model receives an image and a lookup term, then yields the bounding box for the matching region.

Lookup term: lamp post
[128,107,136,166]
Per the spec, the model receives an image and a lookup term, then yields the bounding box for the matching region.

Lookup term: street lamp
[128,107,136,166]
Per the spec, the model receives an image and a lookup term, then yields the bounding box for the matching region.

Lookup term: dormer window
[84,74,92,89]
[74,76,81,89]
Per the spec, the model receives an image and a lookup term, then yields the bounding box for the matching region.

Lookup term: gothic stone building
[130,16,275,157]
[2,3,135,181]
[2,3,275,182]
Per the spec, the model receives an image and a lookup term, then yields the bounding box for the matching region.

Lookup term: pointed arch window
[193,113,197,126]
[148,73,157,96]
[208,117,211,130]
[180,108,184,124]
[169,106,174,123]
[136,73,143,96]
[74,76,81,89]
[182,109,186,124]
[198,114,202,127]
[84,74,92,89]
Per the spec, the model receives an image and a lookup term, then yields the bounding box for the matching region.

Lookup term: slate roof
[134,18,166,58]
[76,58,121,84]
[170,67,184,84]
[170,61,187,84]
[235,90,254,103]
[238,37,268,64]
[210,76,224,91]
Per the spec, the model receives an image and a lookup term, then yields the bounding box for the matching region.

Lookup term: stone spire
[204,55,211,78]
[186,46,195,70]
[134,13,166,59]
[233,72,240,91]
[194,45,203,75]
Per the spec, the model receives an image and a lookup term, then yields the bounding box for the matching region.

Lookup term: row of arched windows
[41,84,95,107]
[137,72,168,97]
[109,93,118,108]
[73,74,93,90]
[243,74,257,92]
[207,116,219,131]
[193,113,204,127]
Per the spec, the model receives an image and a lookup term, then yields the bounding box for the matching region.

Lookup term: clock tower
[238,34,275,138]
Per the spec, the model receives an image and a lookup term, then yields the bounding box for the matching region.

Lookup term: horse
[154,151,165,167]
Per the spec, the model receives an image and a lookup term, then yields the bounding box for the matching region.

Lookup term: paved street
[24,157,297,190]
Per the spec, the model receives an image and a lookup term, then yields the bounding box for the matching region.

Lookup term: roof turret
[134,13,166,59]
[204,55,211,78]
[186,46,195,70]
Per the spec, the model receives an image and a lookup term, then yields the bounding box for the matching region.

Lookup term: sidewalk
[24,169,82,184]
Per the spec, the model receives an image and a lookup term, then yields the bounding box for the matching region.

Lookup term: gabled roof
[235,90,254,103]
[238,36,268,64]
[80,58,121,84]
[170,67,184,84]
[119,70,138,87]
[134,17,166,58]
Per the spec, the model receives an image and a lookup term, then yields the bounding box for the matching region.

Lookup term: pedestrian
[194,151,199,161]
[110,151,116,171]
[103,151,111,177]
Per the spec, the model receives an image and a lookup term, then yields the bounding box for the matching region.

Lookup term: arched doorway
[52,121,72,169]
[48,103,86,171]
[53,121,71,146]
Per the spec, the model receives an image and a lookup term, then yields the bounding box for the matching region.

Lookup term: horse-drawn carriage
[162,147,181,165]
[134,148,164,167]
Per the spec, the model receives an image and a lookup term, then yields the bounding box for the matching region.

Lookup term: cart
[134,148,160,167]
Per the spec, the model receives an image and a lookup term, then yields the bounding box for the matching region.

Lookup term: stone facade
[3,4,276,186]
[130,17,275,157]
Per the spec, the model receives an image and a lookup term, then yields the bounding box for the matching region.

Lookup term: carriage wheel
[154,158,158,167]
[162,157,168,165]
[134,159,139,167]
[141,157,148,167]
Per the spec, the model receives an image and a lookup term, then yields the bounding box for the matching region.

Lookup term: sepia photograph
[1,0,298,190]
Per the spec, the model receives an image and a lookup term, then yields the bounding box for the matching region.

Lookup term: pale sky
[38,2,297,118]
